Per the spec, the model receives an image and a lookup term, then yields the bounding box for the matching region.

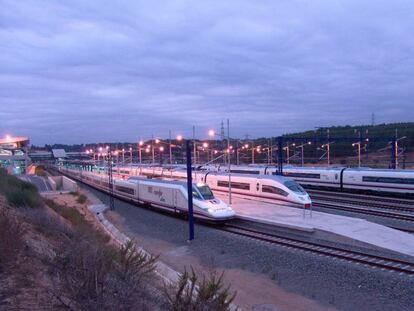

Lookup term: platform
[216,193,414,258]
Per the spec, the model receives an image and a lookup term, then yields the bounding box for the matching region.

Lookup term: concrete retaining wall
[62,176,78,192]
[47,176,57,191]
[48,176,78,192]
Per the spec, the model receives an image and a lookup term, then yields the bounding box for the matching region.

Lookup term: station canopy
[52,149,67,158]
[0,136,30,149]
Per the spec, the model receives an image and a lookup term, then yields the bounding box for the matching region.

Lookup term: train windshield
[284,180,306,194]
[194,185,215,200]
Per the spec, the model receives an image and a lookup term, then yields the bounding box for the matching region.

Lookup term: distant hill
[279,122,414,157]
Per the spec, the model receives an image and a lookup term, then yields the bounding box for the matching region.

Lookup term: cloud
[0,0,414,144]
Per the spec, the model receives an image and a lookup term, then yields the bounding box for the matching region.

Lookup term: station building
[0,136,30,175]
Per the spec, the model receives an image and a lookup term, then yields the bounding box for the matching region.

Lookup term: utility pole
[270,138,273,164]
[108,151,114,210]
[327,143,330,166]
[267,139,271,164]
[169,130,172,164]
[252,141,255,164]
[185,140,194,241]
[151,134,155,164]
[227,119,232,205]
[286,144,290,164]
[193,125,196,164]
[138,141,143,164]
[277,136,283,175]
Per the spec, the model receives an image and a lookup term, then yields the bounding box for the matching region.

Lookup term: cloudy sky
[1,0,413,144]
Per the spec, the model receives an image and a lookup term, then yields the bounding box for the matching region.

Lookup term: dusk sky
[1,0,414,145]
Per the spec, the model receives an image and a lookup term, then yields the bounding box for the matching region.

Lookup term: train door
[255,178,260,194]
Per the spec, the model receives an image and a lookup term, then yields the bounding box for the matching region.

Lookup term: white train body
[205,164,414,195]
[342,168,414,194]
[59,167,235,222]
[113,165,312,209]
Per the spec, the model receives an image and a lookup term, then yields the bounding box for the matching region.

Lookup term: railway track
[308,189,414,207]
[222,224,414,276]
[310,194,414,214]
[312,201,414,222]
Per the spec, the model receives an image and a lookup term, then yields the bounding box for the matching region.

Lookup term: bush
[0,168,43,208]
[76,194,87,204]
[52,238,158,311]
[44,198,109,244]
[0,208,25,270]
[163,267,237,311]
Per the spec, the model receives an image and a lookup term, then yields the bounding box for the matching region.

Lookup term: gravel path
[83,184,414,311]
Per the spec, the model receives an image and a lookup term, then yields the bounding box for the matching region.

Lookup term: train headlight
[208,208,214,213]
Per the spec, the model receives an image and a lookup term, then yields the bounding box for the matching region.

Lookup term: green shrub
[0,168,43,208]
[0,208,25,268]
[43,198,109,244]
[76,194,87,204]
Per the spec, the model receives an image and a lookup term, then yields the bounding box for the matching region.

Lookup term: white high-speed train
[58,166,235,222]
[206,165,414,195]
[110,165,312,209]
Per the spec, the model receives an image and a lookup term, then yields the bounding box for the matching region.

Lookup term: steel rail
[222,224,414,275]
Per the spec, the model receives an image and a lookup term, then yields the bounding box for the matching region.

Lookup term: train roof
[208,172,290,182]
[284,166,345,171]
[127,176,200,187]
[345,168,414,173]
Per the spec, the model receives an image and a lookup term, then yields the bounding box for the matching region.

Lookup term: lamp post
[122,148,125,165]
[209,119,232,205]
[252,141,255,164]
[296,142,312,167]
[151,135,155,164]
[352,142,361,167]
[192,126,197,164]
[138,140,144,164]
[284,143,295,164]
[321,142,334,166]
[185,139,195,240]
[159,146,164,164]
[176,135,183,163]
[129,147,132,164]
[114,150,119,174]
[169,130,173,164]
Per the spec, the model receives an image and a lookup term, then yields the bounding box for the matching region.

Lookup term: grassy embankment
[0,168,236,311]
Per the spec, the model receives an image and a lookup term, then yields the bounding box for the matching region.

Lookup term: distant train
[205,165,414,196]
[110,165,313,209]
[59,166,235,223]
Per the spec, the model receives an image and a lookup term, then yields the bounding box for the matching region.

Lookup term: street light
[296,141,312,167]
[321,142,334,166]
[138,140,144,164]
[352,142,361,167]
[209,119,232,205]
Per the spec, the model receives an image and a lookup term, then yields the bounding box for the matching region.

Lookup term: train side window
[192,187,202,200]
[362,176,414,184]
[262,185,289,197]
[217,180,250,190]
[115,185,135,195]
